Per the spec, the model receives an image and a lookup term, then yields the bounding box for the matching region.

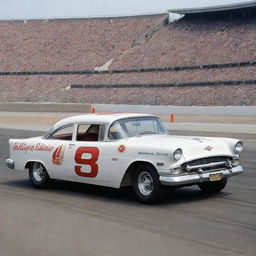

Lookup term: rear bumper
[159,165,243,186]
[6,159,14,169]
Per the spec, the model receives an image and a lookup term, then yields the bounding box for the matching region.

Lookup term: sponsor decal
[138,152,155,156]
[13,142,54,153]
[204,146,213,151]
[156,152,169,157]
[118,145,126,153]
[35,143,55,151]
[138,152,169,156]
[52,145,65,165]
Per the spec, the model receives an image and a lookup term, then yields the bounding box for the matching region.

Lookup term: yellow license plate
[209,173,223,182]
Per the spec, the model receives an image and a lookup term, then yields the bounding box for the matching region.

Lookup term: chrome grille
[182,156,232,172]
[187,156,231,166]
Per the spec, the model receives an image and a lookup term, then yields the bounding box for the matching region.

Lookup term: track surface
[0,129,255,256]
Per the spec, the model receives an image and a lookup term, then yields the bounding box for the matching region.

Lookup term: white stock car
[6,113,244,204]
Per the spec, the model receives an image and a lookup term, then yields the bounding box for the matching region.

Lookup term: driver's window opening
[50,125,73,141]
[77,124,99,141]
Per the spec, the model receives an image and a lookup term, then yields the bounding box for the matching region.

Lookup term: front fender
[120,159,159,187]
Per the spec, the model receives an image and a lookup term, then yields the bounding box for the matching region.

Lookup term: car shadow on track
[163,187,231,205]
[1,178,231,206]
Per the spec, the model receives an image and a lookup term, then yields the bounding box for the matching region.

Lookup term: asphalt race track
[0,129,255,256]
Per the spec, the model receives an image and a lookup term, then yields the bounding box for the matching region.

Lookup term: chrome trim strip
[186,161,227,171]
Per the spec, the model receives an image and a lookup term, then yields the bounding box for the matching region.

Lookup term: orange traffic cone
[170,113,175,123]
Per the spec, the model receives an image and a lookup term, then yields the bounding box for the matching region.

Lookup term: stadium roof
[168,1,256,14]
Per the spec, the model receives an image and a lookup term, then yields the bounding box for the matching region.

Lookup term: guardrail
[70,79,256,89]
[0,60,255,76]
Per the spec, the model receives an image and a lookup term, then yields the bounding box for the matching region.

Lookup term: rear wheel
[29,162,51,189]
[132,164,166,204]
[198,178,228,193]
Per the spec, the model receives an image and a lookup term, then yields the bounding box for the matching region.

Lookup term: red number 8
[75,147,99,178]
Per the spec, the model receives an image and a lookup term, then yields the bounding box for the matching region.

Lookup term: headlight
[173,149,182,161]
[234,141,243,154]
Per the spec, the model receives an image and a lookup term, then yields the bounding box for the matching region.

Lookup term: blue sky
[0,0,254,20]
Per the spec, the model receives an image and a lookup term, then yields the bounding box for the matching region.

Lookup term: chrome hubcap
[32,163,45,182]
[138,171,154,196]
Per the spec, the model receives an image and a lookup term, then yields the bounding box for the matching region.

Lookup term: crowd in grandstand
[0,12,255,105]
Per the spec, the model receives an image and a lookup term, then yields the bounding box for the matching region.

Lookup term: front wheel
[132,164,166,204]
[198,178,228,193]
[29,162,51,189]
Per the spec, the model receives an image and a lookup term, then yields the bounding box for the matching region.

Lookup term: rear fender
[25,160,53,178]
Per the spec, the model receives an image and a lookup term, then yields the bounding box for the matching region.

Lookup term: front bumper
[159,165,243,186]
[6,159,14,169]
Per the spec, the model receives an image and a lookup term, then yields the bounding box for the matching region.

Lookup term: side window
[49,125,74,141]
[76,124,101,142]
[108,122,126,140]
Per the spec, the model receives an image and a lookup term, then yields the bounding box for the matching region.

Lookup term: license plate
[209,173,223,182]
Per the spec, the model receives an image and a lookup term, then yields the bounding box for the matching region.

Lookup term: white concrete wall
[94,104,256,116]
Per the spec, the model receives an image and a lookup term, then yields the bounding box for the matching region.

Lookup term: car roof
[53,113,156,130]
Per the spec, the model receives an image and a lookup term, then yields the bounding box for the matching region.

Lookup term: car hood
[126,134,237,162]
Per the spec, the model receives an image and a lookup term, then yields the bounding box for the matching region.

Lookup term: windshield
[108,117,167,140]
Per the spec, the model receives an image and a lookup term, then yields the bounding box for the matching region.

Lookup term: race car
[6,113,244,204]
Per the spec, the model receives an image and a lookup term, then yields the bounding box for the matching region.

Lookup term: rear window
[48,125,74,141]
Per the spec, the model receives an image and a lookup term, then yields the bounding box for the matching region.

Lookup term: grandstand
[0,4,255,105]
